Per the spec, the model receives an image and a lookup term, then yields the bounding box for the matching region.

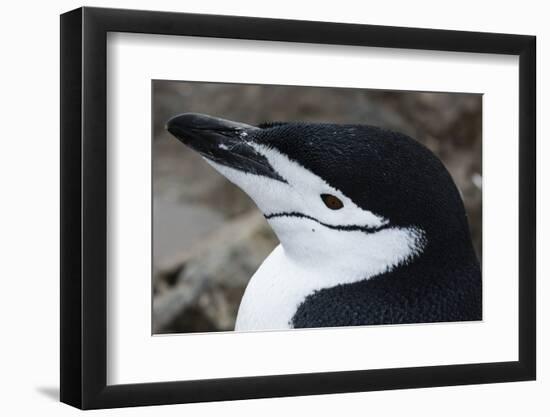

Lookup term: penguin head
[167,113,475,278]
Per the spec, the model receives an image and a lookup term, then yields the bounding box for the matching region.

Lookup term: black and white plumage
[166,113,482,331]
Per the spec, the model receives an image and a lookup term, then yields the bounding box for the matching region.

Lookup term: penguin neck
[235,222,423,332]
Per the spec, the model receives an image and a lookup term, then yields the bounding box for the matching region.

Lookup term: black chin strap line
[264,212,391,234]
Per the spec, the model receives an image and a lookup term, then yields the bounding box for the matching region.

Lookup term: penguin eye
[321,194,344,210]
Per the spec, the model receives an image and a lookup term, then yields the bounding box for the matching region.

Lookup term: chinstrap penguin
[166,113,482,331]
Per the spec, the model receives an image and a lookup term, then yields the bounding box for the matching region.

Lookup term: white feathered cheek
[248,144,388,230]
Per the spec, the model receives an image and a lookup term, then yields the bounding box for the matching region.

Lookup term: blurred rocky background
[152,81,482,334]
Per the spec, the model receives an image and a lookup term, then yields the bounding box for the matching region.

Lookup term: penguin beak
[166,113,286,182]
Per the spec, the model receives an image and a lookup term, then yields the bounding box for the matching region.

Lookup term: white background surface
[108,34,519,384]
[0,0,546,415]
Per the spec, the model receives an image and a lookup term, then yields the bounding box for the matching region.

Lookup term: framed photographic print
[60,6,536,409]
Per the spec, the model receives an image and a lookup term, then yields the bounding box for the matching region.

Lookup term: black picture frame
[60,6,536,410]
